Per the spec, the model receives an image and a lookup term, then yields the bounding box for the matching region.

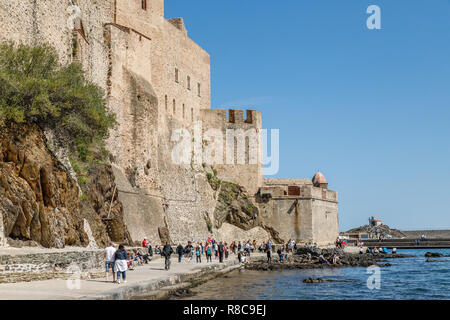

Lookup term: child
[196,246,202,263]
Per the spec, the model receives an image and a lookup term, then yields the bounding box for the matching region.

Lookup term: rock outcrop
[211,179,282,243]
[213,181,259,231]
[424,252,444,258]
[0,123,130,248]
[80,163,132,247]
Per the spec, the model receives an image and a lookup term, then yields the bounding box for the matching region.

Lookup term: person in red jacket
[142,237,149,248]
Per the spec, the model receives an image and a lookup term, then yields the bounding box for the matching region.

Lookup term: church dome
[312,171,327,186]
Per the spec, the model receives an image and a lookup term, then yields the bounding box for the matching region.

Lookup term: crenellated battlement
[199,109,262,127]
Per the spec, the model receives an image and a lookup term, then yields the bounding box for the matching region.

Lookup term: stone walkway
[0,253,265,300]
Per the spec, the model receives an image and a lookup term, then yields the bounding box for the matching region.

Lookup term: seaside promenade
[0,251,265,300]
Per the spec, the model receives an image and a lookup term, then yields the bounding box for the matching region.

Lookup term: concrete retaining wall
[0,250,105,283]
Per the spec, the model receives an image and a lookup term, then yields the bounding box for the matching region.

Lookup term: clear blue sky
[165,0,450,231]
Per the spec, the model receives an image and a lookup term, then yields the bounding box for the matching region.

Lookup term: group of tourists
[104,242,142,284]
[104,237,305,284]
[335,239,348,249]
[361,246,395,254]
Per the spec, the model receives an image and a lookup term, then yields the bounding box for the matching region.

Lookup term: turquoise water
[182,249,450,300]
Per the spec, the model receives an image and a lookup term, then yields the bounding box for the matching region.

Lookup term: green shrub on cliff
[0,43,116,161]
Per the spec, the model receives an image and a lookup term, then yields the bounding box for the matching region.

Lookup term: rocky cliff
[0,123,130,248]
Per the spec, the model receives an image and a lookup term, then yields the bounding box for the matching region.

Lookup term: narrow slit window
[191,108,194,122]
[197,83,201,97]
[165,95,168,112]
[187,76,191,90]
[141,0,147,10]
[183,104,186,119]
[175,68,179,83]
[173,99,176,115]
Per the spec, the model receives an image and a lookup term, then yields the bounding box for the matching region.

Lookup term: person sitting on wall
[332,254,340,264]
[318,254,330,264]
[142,237,149,248]
[135,248,148,264]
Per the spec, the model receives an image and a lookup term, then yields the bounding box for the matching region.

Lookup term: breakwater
[349,238,450,249]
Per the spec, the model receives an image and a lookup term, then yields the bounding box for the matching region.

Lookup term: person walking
[195,245,202,263]
[176,243,184,263]
[218,241,225,263]
[205,243,212,263]
[114,244,128,284]
[185,241,193,262]
[224,243,229,260]
[105,242,116,282]
[162,242,174,270]
[266,241,272,264]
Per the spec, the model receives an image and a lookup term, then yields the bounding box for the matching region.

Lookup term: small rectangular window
[175,68,179,83]
[141,0,147,10]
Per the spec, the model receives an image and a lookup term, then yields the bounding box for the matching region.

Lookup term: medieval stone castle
[0,0,339,245]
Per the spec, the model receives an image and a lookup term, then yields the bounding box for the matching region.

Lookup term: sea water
[179,249,450,300]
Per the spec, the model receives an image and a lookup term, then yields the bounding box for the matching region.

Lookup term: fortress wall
[257,198,314,243]
[154,116,216,244]
[0,0,115,92]
[312,199,339,245]
[199,109,263,195]
[105,24,157,190]
[310,187,338,202]
[0,0,73,64]
[115,0,211,127]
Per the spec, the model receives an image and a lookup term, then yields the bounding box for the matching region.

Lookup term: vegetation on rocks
[0,43,116,163]
[0,43,131,248]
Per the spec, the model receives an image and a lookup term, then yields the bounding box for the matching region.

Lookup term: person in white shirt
[105,242,117,282]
